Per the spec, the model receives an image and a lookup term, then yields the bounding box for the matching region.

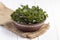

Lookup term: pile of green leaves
[11,5,48,24]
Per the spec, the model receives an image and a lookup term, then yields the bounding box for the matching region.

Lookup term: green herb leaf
[11,5,48,24]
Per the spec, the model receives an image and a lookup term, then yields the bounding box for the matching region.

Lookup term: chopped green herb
[11,5,48,24]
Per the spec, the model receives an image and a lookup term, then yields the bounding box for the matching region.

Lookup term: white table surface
[0,0,60,40]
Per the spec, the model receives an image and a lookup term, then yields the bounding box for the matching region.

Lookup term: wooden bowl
[13,21,44,32]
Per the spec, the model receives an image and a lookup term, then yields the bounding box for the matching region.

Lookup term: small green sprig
[11,5,48,24]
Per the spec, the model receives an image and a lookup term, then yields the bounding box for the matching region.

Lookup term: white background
[0,0,60,40]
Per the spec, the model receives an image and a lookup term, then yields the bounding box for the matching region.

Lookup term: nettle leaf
[11,5,48,24]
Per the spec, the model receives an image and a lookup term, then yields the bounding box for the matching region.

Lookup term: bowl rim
[12,20,45,27]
